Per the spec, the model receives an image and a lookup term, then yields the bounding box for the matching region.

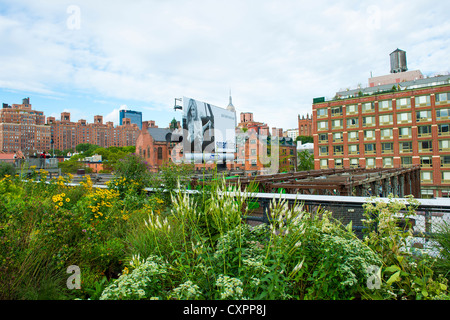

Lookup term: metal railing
[0,158,59,169]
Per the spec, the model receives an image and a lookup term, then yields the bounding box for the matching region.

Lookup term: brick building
[135,120,176,172]
[47,112,140,152]
[312,74,450,198]
[0,98,51,156]
[298,113,313,136]
[236,112,296,174]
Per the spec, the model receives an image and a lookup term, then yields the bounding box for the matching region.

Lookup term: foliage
[360,195,449,300]
[432,221,450,280]
[1,171,449,301]
[297,150,314,171]
[109,153,152,196]
[0,161,15,178]
[295,135,313,144]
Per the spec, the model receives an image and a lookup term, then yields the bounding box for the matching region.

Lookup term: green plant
[360,195,449,300]
[0,161,15,178]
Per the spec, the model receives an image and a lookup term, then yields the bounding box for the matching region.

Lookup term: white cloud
[0,0,449,130]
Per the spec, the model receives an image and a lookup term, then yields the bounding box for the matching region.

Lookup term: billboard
[182,96,236,161]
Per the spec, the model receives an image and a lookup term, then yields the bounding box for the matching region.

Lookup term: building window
[157,147,163,160]
[399,127,412,138]
[365,143,376,155]
[381,142,393,154]
[348,131,358,141]
[317,108,328,118]
[420,156,432,168]
[366,158,375,168]
[397,112,412,124]
[379,114,393,125]
[331,106,343,117]
[362,102,375,113]
[415,95,431,107]
[346,117,359,128]
[320,159,328,169]
[438,124,450,136]
[383,157,394,168]
[346,104,358,115]
[396,97,411,109]
[378,100,392,111]
[364,129,375,140]
[331,119,343,129]
[401,156,412,167]
[435,92,450,104]
[319,146,328,156]
[436,108,450,121]
[317,121,328,131]
[363,116,376,127]
[333,145,343,156]
[441,155,450,168]
[335,158,343,168]
[333,132,343,142]
[318,133,328,143]
[439,139,450,152]
[349,158,359,168]
[421,171,433,183]
[251,149,257,156]
[416,110,432,122]
[399,142,412,153]
[442,171,450,183]
[419,140,433,153]
[418,125,432,137]
[380,128,393,140]
[251,159,257,166]
[348,144,359,155]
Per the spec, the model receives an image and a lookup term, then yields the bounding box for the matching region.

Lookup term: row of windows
[319,158,450,182]
[317,108,450,130]
[318,124,450,144]
[318,139,450,156]
[316,92,450,118]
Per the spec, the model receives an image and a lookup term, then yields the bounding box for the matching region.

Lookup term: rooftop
[314,74,450,104]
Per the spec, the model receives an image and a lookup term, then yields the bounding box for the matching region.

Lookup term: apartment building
[312,75,450,198]
[0,98,51,155]
[46,112,140,151]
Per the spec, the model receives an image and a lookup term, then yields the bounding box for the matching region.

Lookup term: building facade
[235,112,297,174]
[312,75,450,198]
[0,98,51,155]
[47,112,140,152]
[135,120,176,172]
[298,113,313,136]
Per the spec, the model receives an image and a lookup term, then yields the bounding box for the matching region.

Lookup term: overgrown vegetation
[0,158,449,300]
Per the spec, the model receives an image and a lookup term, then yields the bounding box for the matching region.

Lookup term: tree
[296,135,313,144]
[297,150,314,171]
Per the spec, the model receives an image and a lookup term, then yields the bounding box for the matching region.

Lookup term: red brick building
[236,112,297,174]
[135,120,175,172]
[47,112,140,152]
[298,113,313,136]
[0,98,51,156]
[312,75,450,198]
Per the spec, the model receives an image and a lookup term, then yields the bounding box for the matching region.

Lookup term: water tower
[390,48,407,73]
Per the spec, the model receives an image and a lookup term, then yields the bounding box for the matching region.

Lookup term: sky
[0,0,449,131]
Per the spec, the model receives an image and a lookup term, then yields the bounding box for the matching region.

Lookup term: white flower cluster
[171,280,202,300]
[144,214,170,232]
[100,255,167,300]
[215,275,244,300]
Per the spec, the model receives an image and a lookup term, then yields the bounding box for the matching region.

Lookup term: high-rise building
[119,109,142,130]
[0,98,51,155]
[312,62,450,198]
